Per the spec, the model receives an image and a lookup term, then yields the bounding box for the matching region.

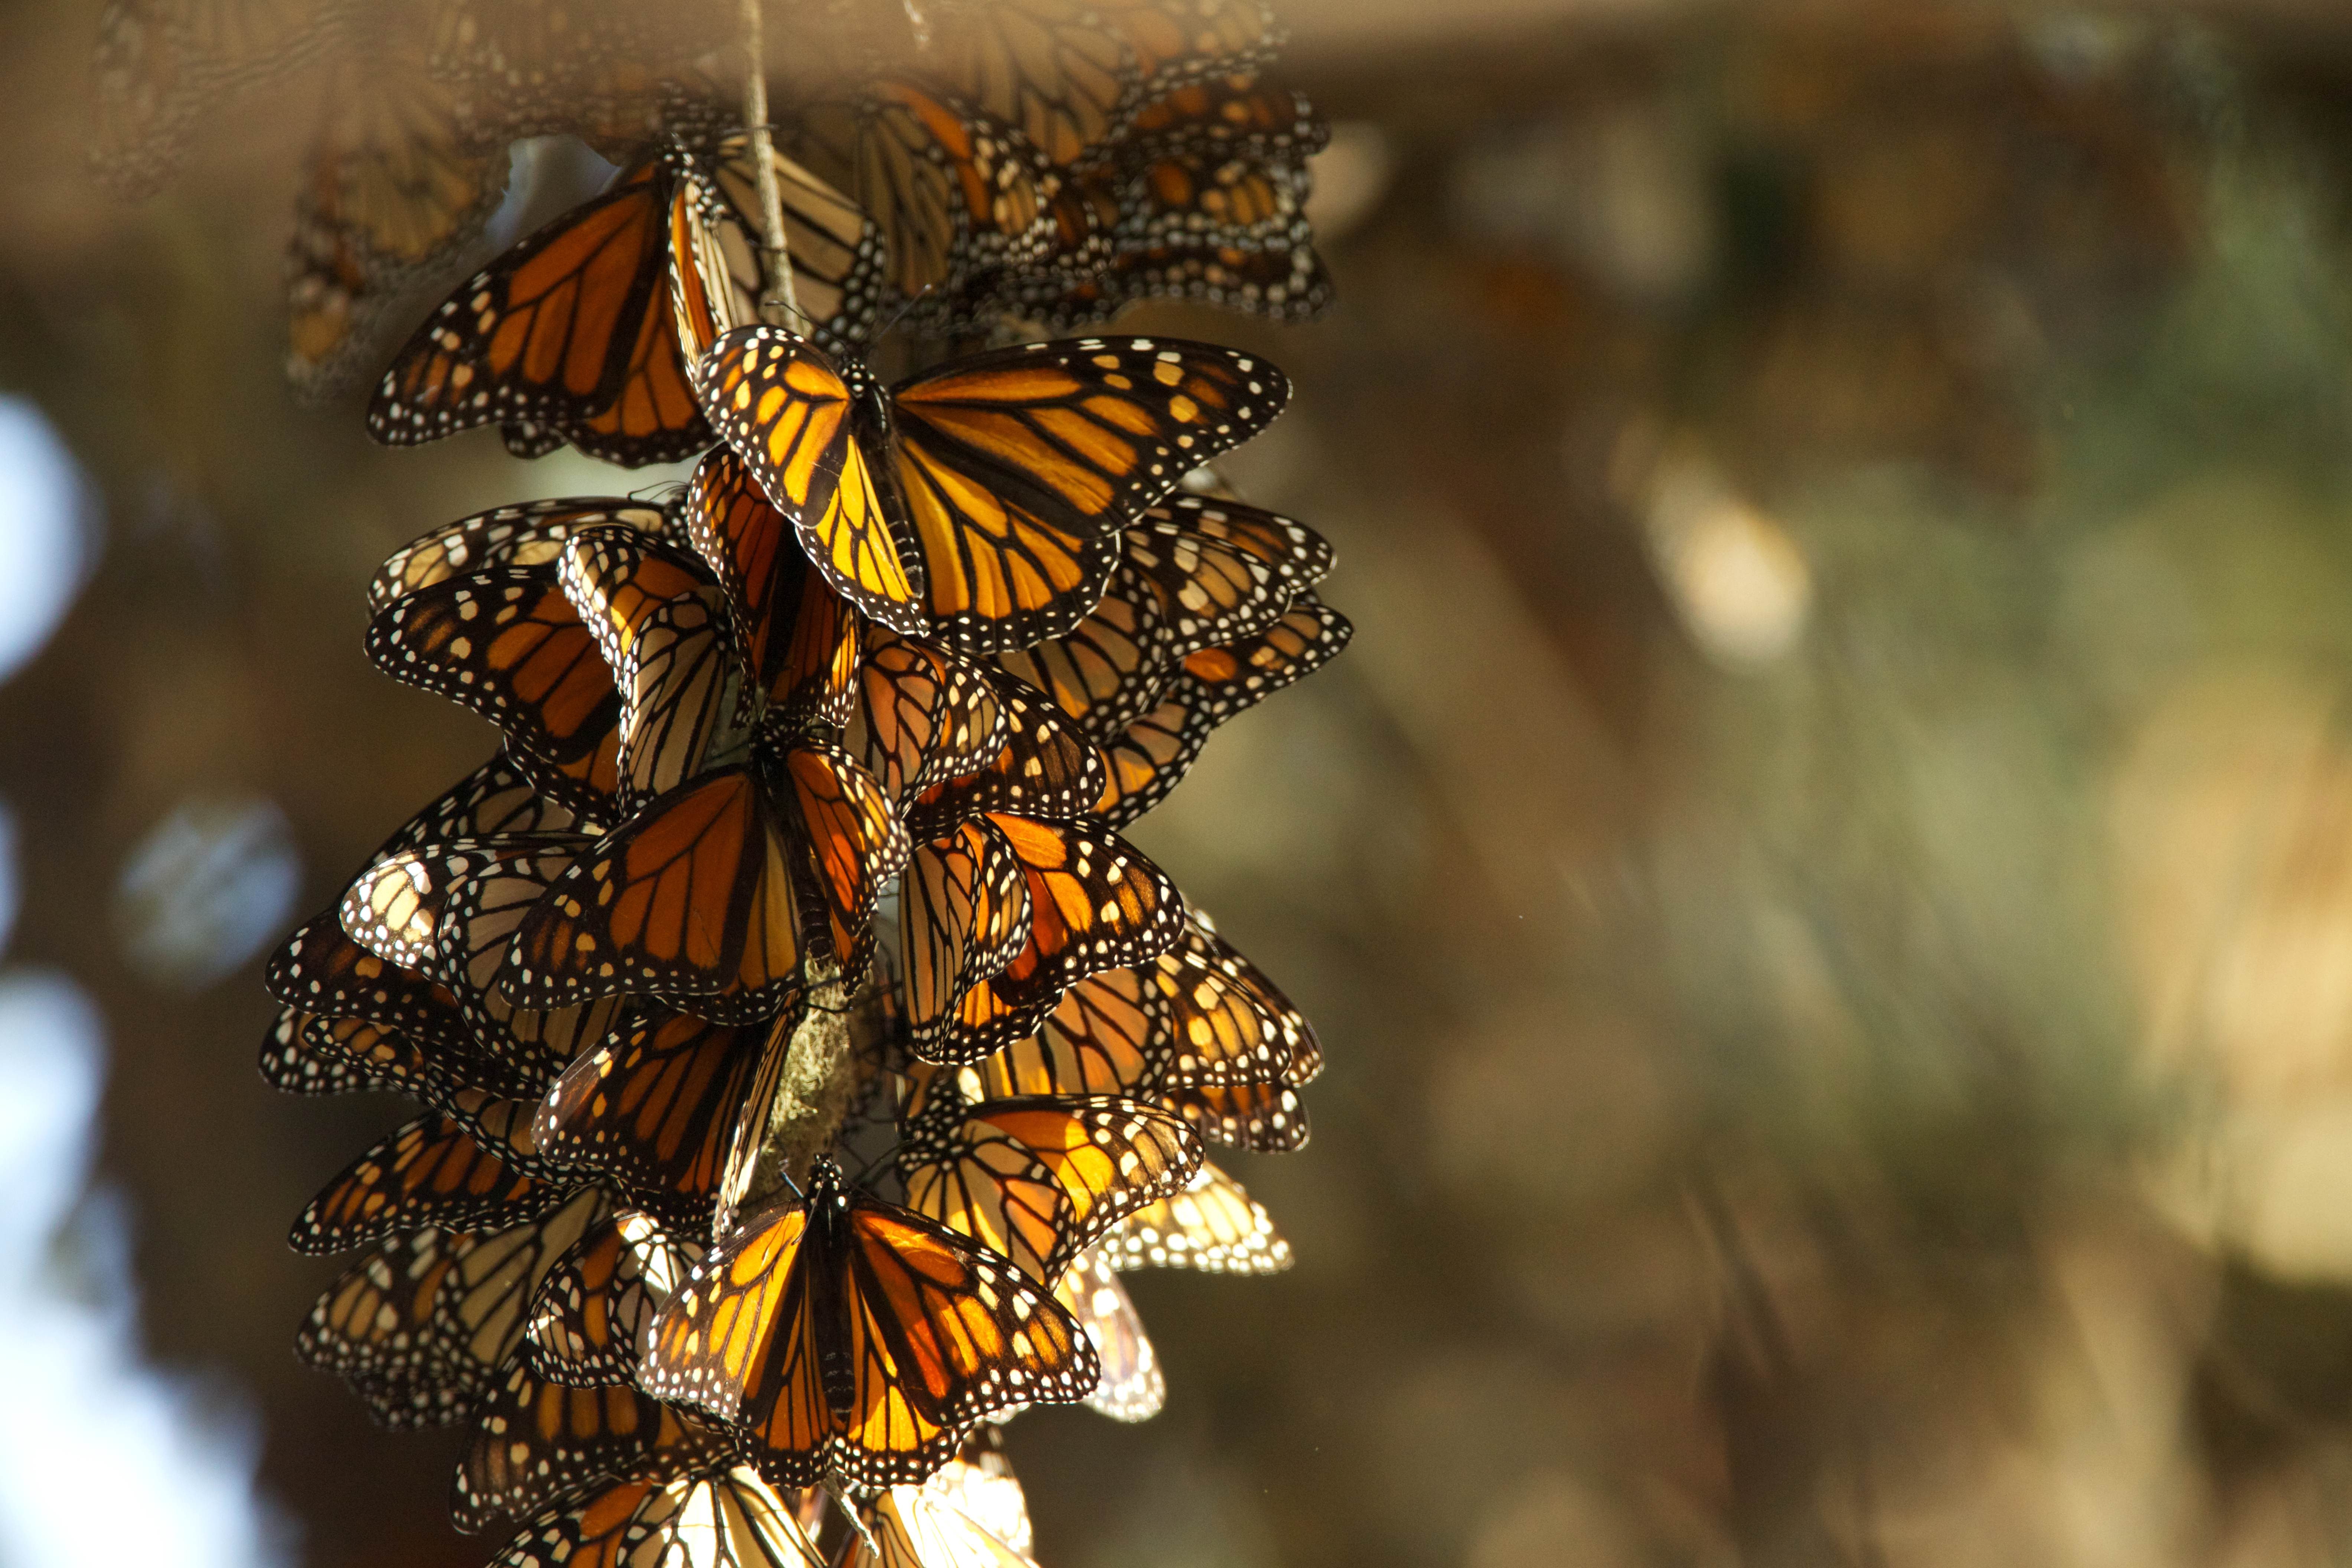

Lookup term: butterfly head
[807,1154,851,1209]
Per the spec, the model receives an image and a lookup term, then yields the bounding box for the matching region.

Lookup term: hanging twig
[738,0,802,327]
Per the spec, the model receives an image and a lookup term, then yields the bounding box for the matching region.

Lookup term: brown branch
[738,0,803,328]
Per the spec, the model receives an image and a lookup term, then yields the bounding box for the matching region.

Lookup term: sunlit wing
[528,1209,705,1387]
[486,1466,823,1568]
[690,328,925,633]
[898,820,1030,1056]
[1096,1160,1289,1273]
[897,1089,1202,1282]
[683,445,865,726]
[1056,1248,1162,1421]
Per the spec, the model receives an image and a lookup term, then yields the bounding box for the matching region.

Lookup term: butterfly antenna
[875,284,938,344]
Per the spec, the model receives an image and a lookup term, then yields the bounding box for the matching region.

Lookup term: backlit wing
[503,765,808,1022]
[1096,1160,1289,1273]
[898,1091,1202,1282]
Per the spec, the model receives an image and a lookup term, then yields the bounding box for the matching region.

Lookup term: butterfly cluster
[133,1,1352,1563]
[92,0,1331,404]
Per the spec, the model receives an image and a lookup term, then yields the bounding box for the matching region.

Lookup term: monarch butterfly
[1117,491,1333,654]
[683,448,868,731]
[1097,1160,1288,1273]
[298,1013,548,1125]
[500,748,905,1023]
[452,1359,738,1534]
[666,133,889,360]
[425,0,735,152]
[284,36,509,402]
[555,527,752,807]
[895,1085,1202,1283]
[921,0,1283,170]
[290,1104,575,1256]
[1116,74,1328,168]
[903,813,1187,1066]
[366,566,626,814]
[527,1209,702,1388]
[781,79,1058,311]
[340,836,627,1084]
[259,1006,381,1096]
[91,0,351,199]
[903,674,1104,839]
[850,1476,1037,1568]
[1006,163,1329,329]
[895,820,1030,1058]
[841,628,1009,805]
[640,1155,1100,1491]
[994,489,1333,741]
[989,561,1172,742]
[297,1186,610,1422]
[266,910,471,1052]
[963,912,1317,1100]
[1055,1247,1162,1422]
[368,498,680,614]
[533,1009,791,1228]
[371,754,598,857]
[1169,1075,1307,1152]
[690,326,1289,651]
[487,1466,822,1568]
[1093,594,1352,826]
[1170,589,1350,724]
[368,137,883,466]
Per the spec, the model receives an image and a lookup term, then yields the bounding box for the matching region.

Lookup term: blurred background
[13,0,2352,1564]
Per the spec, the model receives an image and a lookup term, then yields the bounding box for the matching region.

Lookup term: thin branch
[738,0,802,328]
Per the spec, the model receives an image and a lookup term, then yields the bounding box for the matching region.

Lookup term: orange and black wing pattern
[502,763,809,1022]
[368,155,711,466]
[1172,591,1350,725]
[641,1157,1098,1491]
[366,566,625,813]
[781,78,1057,308]
[991,561,1171,741]
[684,445,865,727]
[905,673,1104,838]
[897,820,1030,1058]
[1117,491,1332,655]
[534,1009,790,1227]
[527,1210,705,1388]
[290,1110,557,1255]
[897,1088,1202,1283]
[451,1359,738,1534]
[368,499,678,615]
[917,812,1186,1064]
[780,741,909,976]
[666,133,889,359]
[843,630,1008,805]
[265,911,471,1051]
[885,337,1288,650]
[689,328,925,636]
